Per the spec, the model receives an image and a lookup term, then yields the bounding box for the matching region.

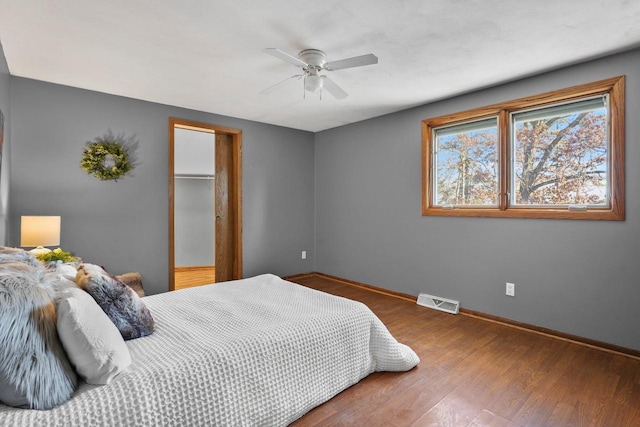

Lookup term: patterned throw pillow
[75,263,154,340]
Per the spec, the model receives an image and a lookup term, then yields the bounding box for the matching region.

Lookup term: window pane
[511,97,608,206]
[433,118,499,206]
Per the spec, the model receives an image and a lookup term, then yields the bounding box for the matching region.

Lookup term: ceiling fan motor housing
[299,49,326,69]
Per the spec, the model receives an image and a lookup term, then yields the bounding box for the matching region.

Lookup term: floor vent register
[417,293,460,314]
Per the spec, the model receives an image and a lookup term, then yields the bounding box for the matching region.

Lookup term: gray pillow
[76,263,154,340]
[0,261,77,409]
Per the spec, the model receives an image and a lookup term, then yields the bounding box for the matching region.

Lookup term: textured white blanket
[0,274,419,426]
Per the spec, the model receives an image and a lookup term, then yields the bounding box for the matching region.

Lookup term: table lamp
[20,216,61,256]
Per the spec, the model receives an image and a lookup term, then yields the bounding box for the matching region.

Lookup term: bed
[0,272,419,426]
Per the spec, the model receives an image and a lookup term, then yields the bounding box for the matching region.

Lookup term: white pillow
[57,263,78,282]
[56,287,132,384]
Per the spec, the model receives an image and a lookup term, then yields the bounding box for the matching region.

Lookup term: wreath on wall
[80,130,139,181]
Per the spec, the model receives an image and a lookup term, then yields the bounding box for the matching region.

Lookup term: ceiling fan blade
[260,74,303,95]
[322,76,348,99]
[324,53,378,71]
[264,48,308,68]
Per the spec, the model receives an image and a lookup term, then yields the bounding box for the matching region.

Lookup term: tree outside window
[511,99,608,207]
[422,76,624,220]
[434,118,498,206]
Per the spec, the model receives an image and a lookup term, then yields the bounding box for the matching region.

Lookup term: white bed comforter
[0,274,419,426]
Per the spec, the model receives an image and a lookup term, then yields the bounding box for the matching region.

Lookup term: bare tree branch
[529,170,606,193]
[530,113,588,179]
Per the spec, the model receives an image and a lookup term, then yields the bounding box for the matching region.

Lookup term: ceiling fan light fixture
[304,74,323,92]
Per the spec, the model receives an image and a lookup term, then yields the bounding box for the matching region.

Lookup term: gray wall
[315,48,640,351]
[0,43,10,245]
[8,77,315,295]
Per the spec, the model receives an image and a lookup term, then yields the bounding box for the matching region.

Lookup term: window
[433,117,499,207]
[422,76,625,220]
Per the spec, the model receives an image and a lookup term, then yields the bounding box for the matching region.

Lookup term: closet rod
[175,174,215,180]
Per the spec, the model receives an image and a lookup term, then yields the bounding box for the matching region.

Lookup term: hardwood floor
[288,274,640,427]
[174,265,216,290]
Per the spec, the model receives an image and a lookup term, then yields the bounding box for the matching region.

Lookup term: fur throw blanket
[0,246,41,267]
[76,263,154,340]
[0,261,77,409]
[116,272,145,297]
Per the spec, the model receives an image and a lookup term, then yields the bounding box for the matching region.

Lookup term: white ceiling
[1,0,640,132]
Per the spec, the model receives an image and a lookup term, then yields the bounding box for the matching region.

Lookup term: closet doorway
[169,118,242,291]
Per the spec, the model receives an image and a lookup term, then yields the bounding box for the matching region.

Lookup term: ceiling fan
[261,48,378,99]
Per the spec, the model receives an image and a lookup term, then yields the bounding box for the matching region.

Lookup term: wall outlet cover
[506,282,515,296]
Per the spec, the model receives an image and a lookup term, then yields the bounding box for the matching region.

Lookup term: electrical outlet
[301,251,307,260]
[506,282,515,297]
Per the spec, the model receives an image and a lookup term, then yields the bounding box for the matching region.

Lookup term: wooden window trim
[422,76,625,220]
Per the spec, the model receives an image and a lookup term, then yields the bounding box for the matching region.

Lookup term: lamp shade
[20,216,61,247]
